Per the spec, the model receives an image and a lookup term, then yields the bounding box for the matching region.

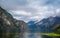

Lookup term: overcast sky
[0,0,60,22]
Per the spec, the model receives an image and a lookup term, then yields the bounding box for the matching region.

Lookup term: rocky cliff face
[0,7,15,38]
[0,7,28,38]
[15,20,28,32]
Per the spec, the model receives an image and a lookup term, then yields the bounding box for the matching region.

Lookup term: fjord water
[14,32,42,38]
[23,32,42,38]
[14,32,60,38]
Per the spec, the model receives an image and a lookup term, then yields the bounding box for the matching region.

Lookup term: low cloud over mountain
[0,0,60,22]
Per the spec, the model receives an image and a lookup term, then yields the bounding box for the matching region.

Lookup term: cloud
[0,0,60,22]
[0,0,29,10]
[44,0,60,8]
[10,10,32,16]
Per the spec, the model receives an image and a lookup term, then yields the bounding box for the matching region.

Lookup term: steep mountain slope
[28,21,38,32]
[28,21,35,25]
[15,20,28,32]
[0,7,16,38]
[36,16,60,32]
[0,7,28,38]
[28,16,60,33]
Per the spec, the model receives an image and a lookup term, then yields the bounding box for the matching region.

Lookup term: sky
[0,0,60,22]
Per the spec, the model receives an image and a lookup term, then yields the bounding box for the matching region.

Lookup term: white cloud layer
[11,10,32,16]
[0,0,60,22]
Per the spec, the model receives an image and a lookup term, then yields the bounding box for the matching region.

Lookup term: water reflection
[14,32,60,38]
[23,32,42,38]
[14,32,42,38]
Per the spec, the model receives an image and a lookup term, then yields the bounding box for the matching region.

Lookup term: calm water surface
[15,32,42,38]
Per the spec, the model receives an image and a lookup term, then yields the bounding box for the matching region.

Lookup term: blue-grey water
[14,32,59,38]
[23,32,42,38]
[15,32,42,38]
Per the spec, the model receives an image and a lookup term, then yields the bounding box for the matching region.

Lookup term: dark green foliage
[57,28,60,34]
[55,25,60,34]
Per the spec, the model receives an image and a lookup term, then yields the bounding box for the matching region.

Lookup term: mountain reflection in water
[15,32,42,38]
[24,32,42,38]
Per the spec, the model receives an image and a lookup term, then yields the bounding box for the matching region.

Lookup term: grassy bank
[40,33,60,36]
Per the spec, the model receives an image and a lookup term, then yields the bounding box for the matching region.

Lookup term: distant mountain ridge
[28,16,60,33]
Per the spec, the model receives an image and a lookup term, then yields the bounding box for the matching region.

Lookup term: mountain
[28,21,36,26]
[28,16,60,33]
[36,16,60,32]
[15,20,28,32]
[0,7,28,38]
[0,7,16,38]
[28,20,39,32]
